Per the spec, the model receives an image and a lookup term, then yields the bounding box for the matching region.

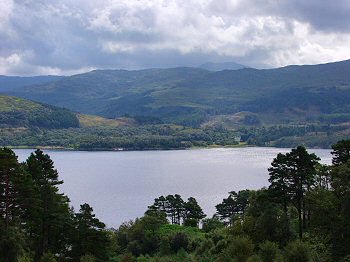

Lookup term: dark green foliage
[39,253,57,262]
[241,123,350,148]
[0,222,27,262]
[0,124,240,150]
[71,203,110,262]
[147,194,206,226]
[25,149,72,258]
[183,197,206,226]
[284,240,312,262]
[221,236,254,262]
[201,217,225,233]
[268,146,320,239]
[258,241,279,262]
[170,232,189,252]
[331,139,350,165]
[79,254,96,262]
[0,148,24,226]
[215,190,251,223]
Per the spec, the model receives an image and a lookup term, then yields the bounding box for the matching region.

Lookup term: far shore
[7,142,333,152]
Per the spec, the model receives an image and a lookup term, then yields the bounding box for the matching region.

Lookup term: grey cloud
[218,0,350,33]
[0,0,350,75]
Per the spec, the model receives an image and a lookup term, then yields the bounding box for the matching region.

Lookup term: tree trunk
[5,173,9,228]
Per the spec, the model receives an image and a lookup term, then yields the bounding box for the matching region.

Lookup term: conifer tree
[25,149,71,258]
[71,203,110,262]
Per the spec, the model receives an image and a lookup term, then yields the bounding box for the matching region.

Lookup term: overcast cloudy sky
[1,0,350,75]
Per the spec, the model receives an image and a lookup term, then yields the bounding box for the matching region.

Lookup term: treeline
[1,140,350,261]
[0,125,239,150]
[2,121,348,150]
[240,124,350,148]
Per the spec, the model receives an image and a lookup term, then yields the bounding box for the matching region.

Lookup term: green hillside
[7,60,350,126]
[0,95,79,129]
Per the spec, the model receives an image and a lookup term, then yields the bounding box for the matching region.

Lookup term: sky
[1,0,350,76]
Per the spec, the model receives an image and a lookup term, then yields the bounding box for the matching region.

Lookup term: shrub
[40,253,57,262]
[284,240,312,262]
[80,254,96,262]
[222,236,254,262]
[259,241,279,262]
[170,233,189,253]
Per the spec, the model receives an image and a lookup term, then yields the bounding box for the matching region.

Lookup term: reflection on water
[15,147,331,227]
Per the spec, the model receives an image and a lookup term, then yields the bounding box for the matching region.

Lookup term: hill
[0,75,63,92]
[5,60,350,128]
[199,61,246,71]
[0,95,79,129]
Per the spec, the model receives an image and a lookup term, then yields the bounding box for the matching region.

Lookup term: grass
[0,95,42,112]
[77,114,135,128]
[157,224,206,239]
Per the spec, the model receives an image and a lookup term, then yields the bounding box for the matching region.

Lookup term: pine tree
[183,197,206,226]
[331,139,350,165]
[71,203,110,262]
[268,146,319,239]
[25,149,71,258]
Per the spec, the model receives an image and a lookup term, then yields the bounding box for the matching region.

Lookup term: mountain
[6,60,350,126]
[0,75,64,92]
[199,61,246,71]
[0,95,79,129]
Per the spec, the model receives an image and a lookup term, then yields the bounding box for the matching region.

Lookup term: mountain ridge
[2,59,350,126]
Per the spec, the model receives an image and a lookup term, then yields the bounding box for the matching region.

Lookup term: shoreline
[7,142,332,152]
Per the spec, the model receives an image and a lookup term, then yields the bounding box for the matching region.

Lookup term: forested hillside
[0,95,79,129]
[0,95,241,150]
[6,60,350,126]
[1,60,350,149]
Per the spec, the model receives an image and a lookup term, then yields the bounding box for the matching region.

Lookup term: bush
[80,254,96,262]
[184,218,198,227]
[247,255,263,262]
[170,233,189,253]
[18,254,34,262]
[202,218,225,233]
[0,225,26,262]
[159,237,171,256]
[259,241,279,262]
[195,239,214,256]
[222,236,254,262]
[40,253,57,262]
[284,240,312,262]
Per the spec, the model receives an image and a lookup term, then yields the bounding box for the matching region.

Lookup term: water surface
[15,147,331,227]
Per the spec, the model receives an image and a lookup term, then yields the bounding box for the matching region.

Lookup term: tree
[147,194,185,224]
[331,139,350,165]
[288,146,319,239]
[183,197,206,226]
[268,153,291,214]
[71,203,110,262]
[216,190,251,224]
[25,149,71,258]
[267,146,319,239]
[166,194,185,225]
[329,160,350,259]
[0,148,30,227]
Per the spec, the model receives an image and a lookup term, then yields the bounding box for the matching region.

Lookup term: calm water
[15,147,331,228]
